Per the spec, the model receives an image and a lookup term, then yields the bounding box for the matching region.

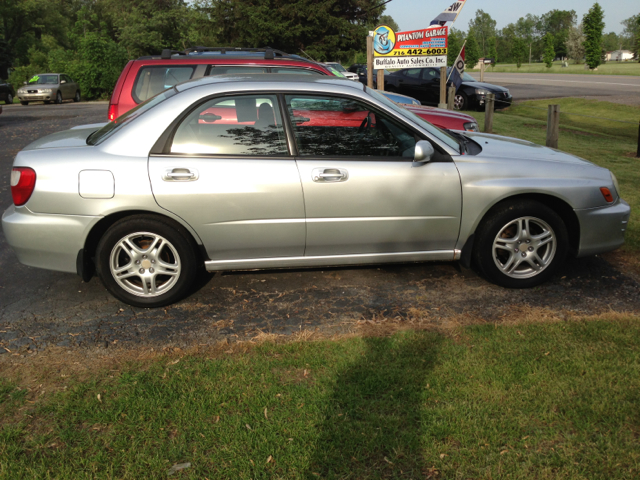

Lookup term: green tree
[464,29,481,69]
[468,9,496,57]
[583,2,604,69]
[566,23,585,63]
[512,37,526,68]
[487,36,497,66]
[377,15,399,33]
[539,9,576,58]
[447,28,465,66]
[543,33,555,67]
[515,14,542,63]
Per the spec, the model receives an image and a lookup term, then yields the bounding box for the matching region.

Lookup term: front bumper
[18,93,52,101]
[575,199,631,257]
[2,205,101,273]
[478,93,513,110]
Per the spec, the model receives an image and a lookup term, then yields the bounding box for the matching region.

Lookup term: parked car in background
[3,75,629,308]
[383,67,512,111]
[0,81,15,105]
[380,91,478,132]
[108,47,335,121]
[324,62,359,80]
[16,74,81,105]
[355,66,390,88]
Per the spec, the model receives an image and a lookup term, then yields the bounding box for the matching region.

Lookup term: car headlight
[475,88,490,95]
[463,122,479,132]
[39,89,52,93]
[611,172,620,196]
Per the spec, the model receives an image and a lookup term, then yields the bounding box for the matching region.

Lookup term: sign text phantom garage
[373,25,448,69]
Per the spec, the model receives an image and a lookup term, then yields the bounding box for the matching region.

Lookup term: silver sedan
[2,75,630,307]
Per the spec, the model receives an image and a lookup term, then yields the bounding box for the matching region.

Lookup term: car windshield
[326,66,346,78]
[446,68,476,82]
[327,63,347,72]
[87,88,177,145]
[28,74,58,85]
[365,87,460,152]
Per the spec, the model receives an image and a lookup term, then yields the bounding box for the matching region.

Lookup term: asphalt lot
[481,72,640,102]
[1,100,639,356]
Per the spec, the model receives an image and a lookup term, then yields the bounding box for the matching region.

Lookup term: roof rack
[137,47,317,64]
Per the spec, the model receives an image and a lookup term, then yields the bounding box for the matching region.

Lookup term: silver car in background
[2,75,630,307]
[16,73,81,105]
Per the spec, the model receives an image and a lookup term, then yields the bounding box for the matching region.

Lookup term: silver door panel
[296,160,462,256]
[149,156,306,260]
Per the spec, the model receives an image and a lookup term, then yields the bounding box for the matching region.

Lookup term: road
[0,101,639,356]
[480,72,640,102]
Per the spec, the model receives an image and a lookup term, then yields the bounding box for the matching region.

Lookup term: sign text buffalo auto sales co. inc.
[373,25,448,69]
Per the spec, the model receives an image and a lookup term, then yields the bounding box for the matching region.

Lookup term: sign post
[439,67,447,109]
[366,35,374,89]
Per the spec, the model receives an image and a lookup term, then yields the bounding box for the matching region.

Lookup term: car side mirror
[413,140,435,165]
[23,81,27,85]
[61,80,66,84]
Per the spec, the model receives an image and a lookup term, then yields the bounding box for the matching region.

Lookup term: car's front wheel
[55,91,62,104]
[473,200,568,288]
[453,93,467,110]
[20,101,28,106]
[96,216,198,308]
[5,93,13,105]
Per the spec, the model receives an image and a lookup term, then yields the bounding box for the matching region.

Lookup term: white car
[324,63,359,81]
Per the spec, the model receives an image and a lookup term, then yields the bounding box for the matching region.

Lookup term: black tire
[44,101,51,104]
[454,92,467,110]
[73,91,81,102]
[55,91,62,104]
[473,200,568,289]
[20,101,28,106]
[5,93,12,105]
[96,215,198,308]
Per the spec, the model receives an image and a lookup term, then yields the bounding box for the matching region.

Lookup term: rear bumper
[1,205,101,273]
[575,199,631,257]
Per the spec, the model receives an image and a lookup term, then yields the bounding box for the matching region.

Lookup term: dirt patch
[272,367,315,386]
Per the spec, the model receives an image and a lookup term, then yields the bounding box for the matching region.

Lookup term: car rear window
[133,66,195,103]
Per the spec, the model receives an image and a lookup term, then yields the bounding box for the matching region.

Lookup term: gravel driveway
[1,102,638,356]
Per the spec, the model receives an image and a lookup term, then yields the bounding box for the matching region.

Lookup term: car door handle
[163,168,199,181]
[312,168,349,183]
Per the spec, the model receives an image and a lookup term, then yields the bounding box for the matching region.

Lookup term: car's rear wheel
[473,200,568,288]
[20,101,28,106]
[55,91,62,104]
[96,216,198,308]
[453,93,467,110]
[74,91,81,102]
[5,93,12,105]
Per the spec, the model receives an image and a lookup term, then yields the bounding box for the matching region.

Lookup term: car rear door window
[170,94,288,156]
[207,66,268,75]
[403,69,422,79]
[270,67,324,75]
[133,66,196,103]
[284,94,416,158]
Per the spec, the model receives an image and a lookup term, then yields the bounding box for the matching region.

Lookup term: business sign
[373,25,448,69]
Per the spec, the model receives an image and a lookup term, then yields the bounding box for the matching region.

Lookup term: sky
[385,0,636,34]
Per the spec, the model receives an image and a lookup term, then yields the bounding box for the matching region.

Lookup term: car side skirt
[204,249,461,271]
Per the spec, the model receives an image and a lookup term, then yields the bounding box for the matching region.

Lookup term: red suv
[108,47,335,121]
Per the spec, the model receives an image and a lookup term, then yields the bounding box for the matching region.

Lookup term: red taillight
[108,104,117,121]
[600,187,614,203]
[11,167,37,206]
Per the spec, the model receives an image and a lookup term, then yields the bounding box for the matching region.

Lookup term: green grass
[471,61,640,76]
[467,97,640,251]
[1,319,640,478]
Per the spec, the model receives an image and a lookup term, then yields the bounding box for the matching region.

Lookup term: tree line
[0,0,388,99]
[446,4,639,70]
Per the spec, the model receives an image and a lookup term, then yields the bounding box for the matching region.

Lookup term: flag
[448,43,466,91]
[430,0,467,27]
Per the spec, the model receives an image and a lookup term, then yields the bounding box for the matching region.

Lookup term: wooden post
[546,105,560,149]
[377,69,385,91]
[438,66,447,109]
[447,85,456,110]
[480,61,485,83]
[484,93,495,133]
[366,35,374,89]
[636,120,640,158]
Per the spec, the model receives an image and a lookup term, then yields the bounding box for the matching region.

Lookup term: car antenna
[298,49,318,62]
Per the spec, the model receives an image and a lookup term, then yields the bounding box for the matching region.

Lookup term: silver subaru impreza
[2,75,630,307]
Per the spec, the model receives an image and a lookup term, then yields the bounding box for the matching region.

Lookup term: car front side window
[170,94,288,156]
[285,94,416,159]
